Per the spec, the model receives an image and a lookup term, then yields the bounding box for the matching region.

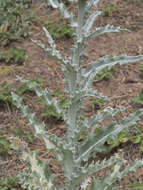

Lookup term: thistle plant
[12,0,143,189]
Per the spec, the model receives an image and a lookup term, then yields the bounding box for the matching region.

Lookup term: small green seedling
[96,67,114,81]
[10,47,27,64]
[0,0,33,46]
[132,91,143,105]
[89,97,104,111]
[13,127,34,144]
[102,4,116,17]
[0,132,18,156]
[0,47,27,64]
[0,66,14,76]
[139,64,143,77]
[0,32,19,47]
[103,125,143,153]
[19,78,43,95]
[40,91,67,120]
[128,183,143,190]
[103,129,129,153]
[0,78,63,121]
[0,79,41,106]
[44,19,74,39]
[135,0,143,2]
[0,82,26,105]
[0,82,15,104]
[139,65,143,72]
[0,175,19,190]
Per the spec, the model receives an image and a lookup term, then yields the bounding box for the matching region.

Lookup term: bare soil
[1,0,143,189]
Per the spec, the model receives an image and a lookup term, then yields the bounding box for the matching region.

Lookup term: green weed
[0,175,19,190]
[96,67,114,81]
[0,80,38,105]
[44,19,74,39]
[132,91,143,105]
[103,125,143,153]
[0,82,15,104]
[40,91,67,119]
[0,0,34,46]
[89,97,104,111]
[0,81,27,105]
[9,47,27,64]
[0,32,19,47]
[139,64,143,73]
[0,77,43,108]
[135,0,143,2]
[102,4,116,17]
[0,132,18,156]
[13,127,34,144]
[128,183,143,190]
[0,47,27,64]
[0,66,14,76]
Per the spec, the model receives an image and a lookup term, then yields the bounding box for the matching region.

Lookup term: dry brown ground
[1,0,143,189]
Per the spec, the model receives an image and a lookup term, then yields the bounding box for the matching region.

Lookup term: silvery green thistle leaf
[82,107,125,130]
[89,178,116,190]
[13,0,143,189]
[78,156,124,188]
[118,160,143,178]
[17,76,61,114]
[80,89,109,101]
[11,92,64,152]
[31,39,66,65]
[84,55,143,77]
[86,0,100,11]
[83,55,143,89]
[85,156,123,177]
[19,151,58,190]
[47,0,76,27]
[11,92,68,164]
[43,27,56,50]
[32,27,70,67]
[76,108,143,163]
[84,25,130,40]
[48,0,59,8]
[83,11,102,35]
[95,160,143,190]
[88,160,143,190]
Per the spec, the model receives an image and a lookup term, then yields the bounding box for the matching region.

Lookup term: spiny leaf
[84,25,130,40]
[76,109,143,162]
[48,0,59,8]
[47,0,76,27]
[99,160,143,189]
[80,89,109,101]
[83,55,143,89]
[32,39,67,66]
[11,93,63,152]
[17,76,61,114]
[19,151,58,190]
[83,156,123,177]
[86,0,100,12]
[86,107,124,129]
[83,11,102,35]
[43,27,56,50]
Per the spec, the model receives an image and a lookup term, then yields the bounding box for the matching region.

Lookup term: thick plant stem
[64,1,87,189]
[77,0,86,41]
[66,0,86,139]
